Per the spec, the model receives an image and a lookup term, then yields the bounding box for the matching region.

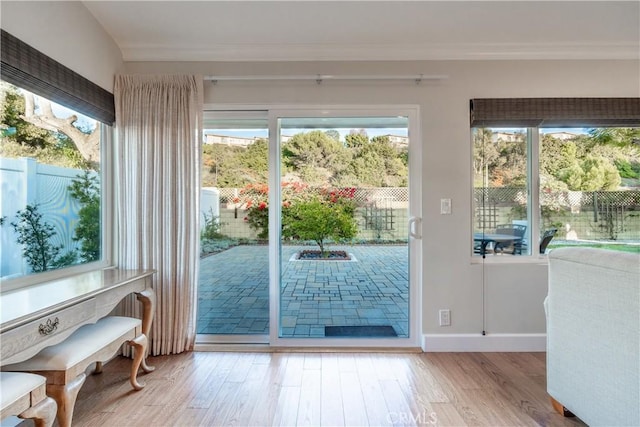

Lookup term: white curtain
[114,75,203,355]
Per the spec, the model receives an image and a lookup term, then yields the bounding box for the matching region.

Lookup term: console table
[0,268,155,366]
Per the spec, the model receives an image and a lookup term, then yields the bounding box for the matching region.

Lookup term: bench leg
[129,334,149,390]
[19,396,57,427]
[94,361,103,374]
[136,290,156,373]
[48,373,86,427]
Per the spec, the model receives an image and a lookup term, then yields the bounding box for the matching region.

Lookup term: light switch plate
[440,198,452,214]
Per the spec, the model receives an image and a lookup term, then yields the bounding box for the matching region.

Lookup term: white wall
[123,59,640,347]
[0,1,123,91]
[2,1,638,348]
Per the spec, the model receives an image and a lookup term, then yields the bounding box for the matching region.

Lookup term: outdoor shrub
[201,207,225,240]
[200,237,237,256]
[68,171,100,262]
[8,204,76,272]
[236,181,309,239]
[235,182,359,248]
[282,195,358,255]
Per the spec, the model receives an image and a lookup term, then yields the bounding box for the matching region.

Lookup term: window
[0,31,114,286]
[471,98,640,257]
[1,83,110,282]
[473,126,640,256]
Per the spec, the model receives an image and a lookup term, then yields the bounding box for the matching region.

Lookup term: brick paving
[197,244,409,337]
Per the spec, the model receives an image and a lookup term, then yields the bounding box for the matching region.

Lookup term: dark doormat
[325,325,397,337]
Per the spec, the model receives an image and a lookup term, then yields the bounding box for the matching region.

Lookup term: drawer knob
[39,317,59,335]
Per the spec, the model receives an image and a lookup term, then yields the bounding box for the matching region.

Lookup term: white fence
[1,158,222,279]
[1,157,85,278]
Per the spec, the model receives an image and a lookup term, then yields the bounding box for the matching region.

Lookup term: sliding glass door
[269,109,421,347]
[198,107,421,347]
[197,112,270,342]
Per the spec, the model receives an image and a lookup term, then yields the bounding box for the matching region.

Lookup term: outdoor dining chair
[539,228,558,254]
[494,224,527,254]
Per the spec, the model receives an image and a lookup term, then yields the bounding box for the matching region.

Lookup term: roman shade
[470,98,640,128]
[0,30,115,125]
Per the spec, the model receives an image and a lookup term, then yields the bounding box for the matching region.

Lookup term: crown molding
[121,42,640,62]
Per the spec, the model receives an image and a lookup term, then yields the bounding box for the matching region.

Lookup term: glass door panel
[197,112,270,340]
[275,115,412,340]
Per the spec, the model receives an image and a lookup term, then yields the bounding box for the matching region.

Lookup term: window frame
[472,125,640,262]
[471,127,546,263]
[0,112,114,292]
[1,30,116,291]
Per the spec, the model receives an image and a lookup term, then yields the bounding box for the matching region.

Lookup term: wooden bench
[1,372,57,427]
[2,316,154,427]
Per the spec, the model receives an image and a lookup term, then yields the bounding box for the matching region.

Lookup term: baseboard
[422,333,546,352]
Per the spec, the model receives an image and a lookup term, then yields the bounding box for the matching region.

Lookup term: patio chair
[494,224,527,254]
[539,228,558,254]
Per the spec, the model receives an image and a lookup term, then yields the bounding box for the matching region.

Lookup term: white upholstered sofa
[546,247,640,426]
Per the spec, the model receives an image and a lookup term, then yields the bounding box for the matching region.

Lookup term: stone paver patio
[197,244,409,338]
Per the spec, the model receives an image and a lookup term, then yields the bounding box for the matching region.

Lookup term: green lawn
[549,243,640,254]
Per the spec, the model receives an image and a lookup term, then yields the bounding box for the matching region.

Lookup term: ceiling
[82,1,640,62]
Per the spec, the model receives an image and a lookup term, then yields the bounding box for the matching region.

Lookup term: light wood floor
[72,351,586,427]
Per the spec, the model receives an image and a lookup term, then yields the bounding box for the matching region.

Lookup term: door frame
[197,104,422,348]
[267,105,422,348]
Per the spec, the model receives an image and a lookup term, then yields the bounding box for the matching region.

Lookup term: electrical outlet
[439,309,451,326]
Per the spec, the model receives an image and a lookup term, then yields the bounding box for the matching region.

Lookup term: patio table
[474,233,523,256]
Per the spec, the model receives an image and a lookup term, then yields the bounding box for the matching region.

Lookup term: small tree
[9,204,75,272]
[201,208,224,240]
[283,196,357,256]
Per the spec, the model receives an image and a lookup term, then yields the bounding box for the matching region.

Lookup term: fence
[1,157,86,278]
[474,187,640,241]
[214,187,410,241]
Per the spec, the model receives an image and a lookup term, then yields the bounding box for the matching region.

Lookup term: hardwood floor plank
[296,366,322,426]
[70,351,588,427]
[320,353,345,426]
[273,385,301,427]
[340,371,369,426]
[355,354,393,427]
[246,353,288,426]
[187,352,240,409]
[429,402,467,426]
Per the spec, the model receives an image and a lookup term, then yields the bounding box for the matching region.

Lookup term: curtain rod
[204,74,448,84]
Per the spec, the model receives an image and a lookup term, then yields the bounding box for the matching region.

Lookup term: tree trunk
[22,94,100,164]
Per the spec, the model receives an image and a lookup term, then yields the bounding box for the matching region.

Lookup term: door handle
[409,217,422,239]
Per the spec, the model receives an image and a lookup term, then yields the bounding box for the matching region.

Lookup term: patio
[197,244,409,338]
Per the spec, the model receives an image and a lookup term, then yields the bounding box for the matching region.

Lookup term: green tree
[204,144,246,187]
[8,204,76,272]
[68,172,101,262]
[589,128,640,148]
[282,196,357,255]
[348,150,386,186]
[345,130,369,148]
[241,138,268,179]
[1,85,55,149]
[0,82,98,169]
[580,156,621,191]
[473,128,501,186]
[282,130,351,185]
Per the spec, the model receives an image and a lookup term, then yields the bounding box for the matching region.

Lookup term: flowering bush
[234,181,309,239]
[234,182,358,249]
[282,195,358,255]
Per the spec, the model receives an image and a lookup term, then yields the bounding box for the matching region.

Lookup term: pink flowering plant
[234,182,359,252]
